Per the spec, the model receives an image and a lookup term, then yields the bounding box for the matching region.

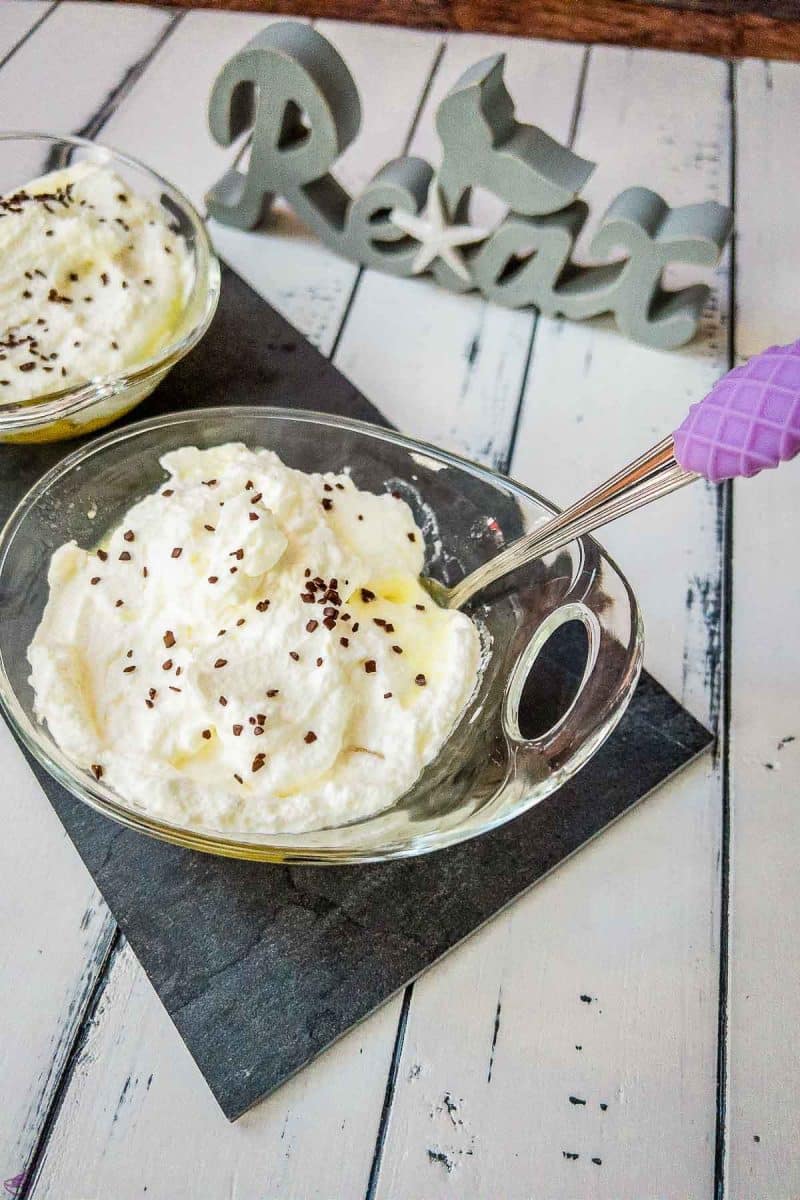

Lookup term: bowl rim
[0,131,220,431]
[0,405,644,863]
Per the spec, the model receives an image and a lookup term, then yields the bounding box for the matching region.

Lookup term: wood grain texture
[121,0,800,60]
[18,15,434,1198]
[1,6,795,1199]
[726,55,800,1200]
[374,42,729,1200]
[0,4,178,1190]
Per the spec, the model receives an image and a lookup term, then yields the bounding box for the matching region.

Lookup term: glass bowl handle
[503,541,643,779]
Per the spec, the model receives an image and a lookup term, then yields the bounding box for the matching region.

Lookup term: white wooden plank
[0,723,115,1193]
[0,1,52,63]
[0,1,171,135]
[23,18,443,1200]
[726,57,800,1200]
[376,46,729,1199]
[0,4,181,1188]
[27,942,403,1200]
[101,8,275,210]
[212,21,444,354]
[333,34,585,467]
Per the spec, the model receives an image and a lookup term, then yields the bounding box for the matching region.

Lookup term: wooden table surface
[0,4,798,1197]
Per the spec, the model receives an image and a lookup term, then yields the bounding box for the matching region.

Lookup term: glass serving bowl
[0,408,643,863]
[0,133,220,443]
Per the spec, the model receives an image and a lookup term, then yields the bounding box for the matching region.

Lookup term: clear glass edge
[0,132,221,430]
[0,413,644,863]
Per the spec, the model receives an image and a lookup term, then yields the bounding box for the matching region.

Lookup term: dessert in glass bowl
[0,134,218,442]
[0,409,641,863]
[28,442,484,835]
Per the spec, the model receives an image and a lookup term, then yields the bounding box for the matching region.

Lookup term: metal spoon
[429,339,800,611]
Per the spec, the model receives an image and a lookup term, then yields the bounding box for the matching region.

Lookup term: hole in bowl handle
[504,571,643,773]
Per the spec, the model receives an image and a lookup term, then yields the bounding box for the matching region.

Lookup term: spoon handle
[446,438,693,609]
[447,339,800,610]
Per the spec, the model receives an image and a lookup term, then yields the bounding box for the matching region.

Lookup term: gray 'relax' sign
[207,22,732,349]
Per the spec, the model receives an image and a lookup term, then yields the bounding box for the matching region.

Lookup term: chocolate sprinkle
[97,549,108,562]
[123,529,135,542]
[233,724,243,736]
[171,547,182,559]
[163,631,176,648]
[365,660,377,673]
[256,600,270,613]
[214,658,227,669]
[219,696,228,706]
[208,576,219,584]
[201,729,212,740]
[251,753,266,772]
[360,588,376,603]
[304,731,317,744]
[306,620,319,633]
[90,577,100,586]
[392,645,403,654]
[119,551,131,561]
[90,764,103,780]
[321,498,333,511]
[266,689,279,698]
[415,673,427,686]
[289,651,300,662]
[162,659,173,671]
[340,637,349,648]
[123,664,136,673]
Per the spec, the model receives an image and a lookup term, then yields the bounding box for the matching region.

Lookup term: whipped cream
[0,161,193,404]
[29,444,483,833]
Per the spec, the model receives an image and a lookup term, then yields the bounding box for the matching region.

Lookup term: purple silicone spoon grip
[673,339,800,483]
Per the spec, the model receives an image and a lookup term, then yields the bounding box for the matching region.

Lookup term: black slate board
[0,266,713,1120]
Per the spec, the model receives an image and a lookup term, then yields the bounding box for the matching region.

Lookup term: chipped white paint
[376,45,729,1200]
[28,942,404,1199]
[0,723,116,1188]
[0,10,796,1200]
[0,4,184,1188]
[726,56,800,1200]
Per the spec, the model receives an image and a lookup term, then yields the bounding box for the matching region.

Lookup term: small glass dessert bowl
[0,133,220,443]
[0,408,643,864]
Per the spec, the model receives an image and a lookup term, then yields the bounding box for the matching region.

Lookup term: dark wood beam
[126,0,800,61]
